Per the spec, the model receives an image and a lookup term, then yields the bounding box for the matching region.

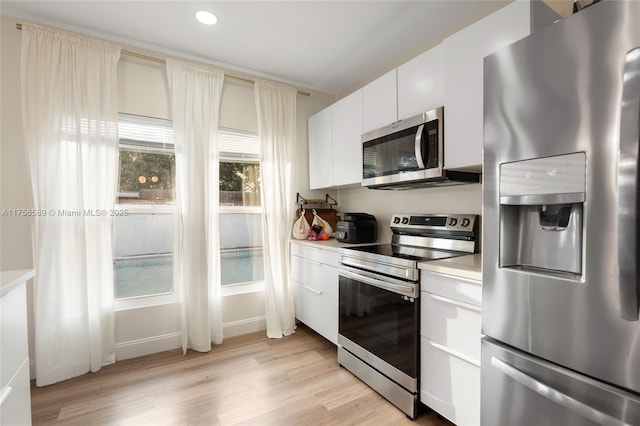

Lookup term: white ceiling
[1,1,497,95]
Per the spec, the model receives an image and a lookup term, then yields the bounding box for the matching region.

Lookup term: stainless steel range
[337,213,478,418]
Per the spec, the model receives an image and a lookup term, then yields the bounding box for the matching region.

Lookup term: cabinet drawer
[1,282,29,388]
[291,256,338,299]
[420,270,481,306]
[290,243,339,267]
[420,336,480,426]
[0,357,32,426]
[302,289,337,345]
[420,291,481,362]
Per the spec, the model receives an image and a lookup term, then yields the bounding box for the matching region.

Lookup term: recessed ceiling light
[195,10,218,25]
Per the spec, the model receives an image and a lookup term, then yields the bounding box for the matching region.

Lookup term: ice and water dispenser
[499,153,586,277]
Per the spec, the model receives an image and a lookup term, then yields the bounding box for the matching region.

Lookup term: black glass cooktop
[346,243,462,262]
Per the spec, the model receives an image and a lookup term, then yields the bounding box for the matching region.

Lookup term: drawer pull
[301,258,322,266]
[302,285,322,295]
[423,271,481,285]
[428,293,481,312]
[427,338,481,367]
[0,386,13,407]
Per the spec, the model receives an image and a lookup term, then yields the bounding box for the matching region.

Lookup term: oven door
[338,265,419,390]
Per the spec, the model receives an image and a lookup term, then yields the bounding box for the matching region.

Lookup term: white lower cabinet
[421,336,480,426]
[420,270,482,426]
[1,359,31,426]
[290,243,339,344]
[1,270,34,426]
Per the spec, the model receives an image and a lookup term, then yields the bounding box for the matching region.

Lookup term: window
[113,119,264,307]
[219,129,264,291]
[113,114,177,308]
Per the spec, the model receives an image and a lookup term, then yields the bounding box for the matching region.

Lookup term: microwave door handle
[618,47,640,321]
[414,124,426,169]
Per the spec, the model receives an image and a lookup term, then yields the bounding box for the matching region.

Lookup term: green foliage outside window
[220,161,261,207]
[118,149,175,204]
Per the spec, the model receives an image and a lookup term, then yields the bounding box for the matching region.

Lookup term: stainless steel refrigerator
[482,1,640,425]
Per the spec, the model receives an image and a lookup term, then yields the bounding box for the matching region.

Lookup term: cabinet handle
[0,386,13,407]
[427,338,481,367]
[423,271,481,286]
[301,258,322,266]
[302,284,322,295]
[428,293,481,312]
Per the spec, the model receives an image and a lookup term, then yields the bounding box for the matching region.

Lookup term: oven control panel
[390,214,477,232]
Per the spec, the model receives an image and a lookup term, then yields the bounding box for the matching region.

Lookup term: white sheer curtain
[166,59,225,352]
[21,23,120,386]
[254,80,297,338]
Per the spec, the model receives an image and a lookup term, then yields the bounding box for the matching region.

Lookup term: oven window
[339,275,418,378]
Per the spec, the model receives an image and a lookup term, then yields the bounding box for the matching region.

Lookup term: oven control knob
[449,218,458,226]
[461,218,470,227]
[393,217,401,224]
[401,217,409,225]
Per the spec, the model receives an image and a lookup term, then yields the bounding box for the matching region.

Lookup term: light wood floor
[31,325,454,426]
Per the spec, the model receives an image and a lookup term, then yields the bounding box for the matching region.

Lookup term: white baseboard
[114,316,266,360]
[27,317,267,377]
[115,332,182,361]
[223,315,266,338]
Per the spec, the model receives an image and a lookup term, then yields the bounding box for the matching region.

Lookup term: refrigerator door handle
[617,47,640,321]
[491,357,632,426]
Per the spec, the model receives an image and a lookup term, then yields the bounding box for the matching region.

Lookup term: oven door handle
[338,266,419,298]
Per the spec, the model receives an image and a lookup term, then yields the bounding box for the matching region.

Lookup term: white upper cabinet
[308,90,364,189]
[362,69,397,133]
[307,0,534,187]
[308,106,333,189]
[331,89,363,186]
[397,43,444,120]
[443,0,531,170]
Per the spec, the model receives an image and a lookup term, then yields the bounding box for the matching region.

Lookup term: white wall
[1,14,37,375]
[1,16,33,271]
[337,184,482,244]
[0,14,336,370]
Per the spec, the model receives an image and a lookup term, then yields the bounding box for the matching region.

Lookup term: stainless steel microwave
[362,107,445,189]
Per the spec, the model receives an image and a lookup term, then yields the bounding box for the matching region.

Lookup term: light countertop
[292,238,482,281]
[418,253,482,281]
[1,269,35,297]
[290,238,378,252]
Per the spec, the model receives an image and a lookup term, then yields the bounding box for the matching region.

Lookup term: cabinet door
[292,280,304,323]
[362,69,397,133]
[0,358,32,426]
[331,89,363,186]
[308,106,333,189]
[421,336,481,426]
[1,282,28,390]
[397,44,444,120]
[421,292,482,362]
[290,243,339,268]
[290,247,339,344]
[303,289,338,345]
[444,1,530,170]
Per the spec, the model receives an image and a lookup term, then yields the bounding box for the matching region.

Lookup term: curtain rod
[15,23,311,97]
